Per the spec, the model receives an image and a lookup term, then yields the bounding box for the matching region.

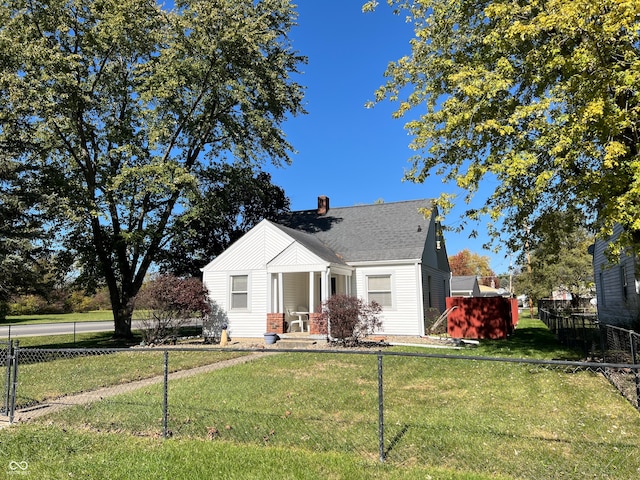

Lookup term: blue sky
[264,2,512,273]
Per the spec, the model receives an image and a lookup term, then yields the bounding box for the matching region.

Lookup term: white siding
[202,220,293,273]
[202,220,293,337]
[203,269,270,337]
[268,243,330,273]
[353,263,423,336]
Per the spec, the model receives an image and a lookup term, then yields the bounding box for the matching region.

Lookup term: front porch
[267,312,325,335]
[266,268,352,335]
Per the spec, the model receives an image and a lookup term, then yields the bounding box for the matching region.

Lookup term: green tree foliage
[0,158,52,319]
[365,0,640,253]
[0,0,305,337]
[516,209,594,304]
[159,163,290,278]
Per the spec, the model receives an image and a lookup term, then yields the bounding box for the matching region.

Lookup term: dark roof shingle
[277,199,434,262]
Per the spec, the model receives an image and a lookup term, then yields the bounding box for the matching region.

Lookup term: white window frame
[366,273,395,309]
[229,273,250,311]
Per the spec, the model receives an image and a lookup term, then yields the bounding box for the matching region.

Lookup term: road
[1,320,125,339]
[0,319,200,339]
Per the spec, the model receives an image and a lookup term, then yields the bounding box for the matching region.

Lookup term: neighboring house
[450,276,481,297]
[201,196,451,337]
[551,289,572,301]
[479,284,504,297]
[591,224,640,326]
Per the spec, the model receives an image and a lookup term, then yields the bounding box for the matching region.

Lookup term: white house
[201,196,451,337]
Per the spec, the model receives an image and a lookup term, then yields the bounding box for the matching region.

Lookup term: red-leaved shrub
[319,294,382,341]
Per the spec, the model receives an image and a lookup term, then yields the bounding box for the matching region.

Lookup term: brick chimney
[317,195,330,215]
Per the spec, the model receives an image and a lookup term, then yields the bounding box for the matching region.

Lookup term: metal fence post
[163,350,169,439]
[630,331,640,409]
[377,352,385,463]
[3,340,12,416]
[9,340,19,424]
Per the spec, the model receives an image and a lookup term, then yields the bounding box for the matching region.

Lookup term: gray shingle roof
[271,223,348,265]
[450,276,478,292]
[276,199,434,263]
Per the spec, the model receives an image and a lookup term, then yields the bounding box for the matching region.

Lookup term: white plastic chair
[288,306,308,332]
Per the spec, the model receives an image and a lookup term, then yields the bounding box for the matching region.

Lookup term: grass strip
[0,424,504,480]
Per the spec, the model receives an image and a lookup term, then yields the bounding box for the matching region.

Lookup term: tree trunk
[107,280,136,340]
[570,293,581,310]
[113,302,134,339]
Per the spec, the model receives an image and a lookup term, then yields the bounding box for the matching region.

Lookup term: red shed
[446,297,519,340]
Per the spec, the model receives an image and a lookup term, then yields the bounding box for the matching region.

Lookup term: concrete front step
[274,335,324,349]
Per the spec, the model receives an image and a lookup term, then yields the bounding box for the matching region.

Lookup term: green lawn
[1,319,639,479]
[11,349,248,410]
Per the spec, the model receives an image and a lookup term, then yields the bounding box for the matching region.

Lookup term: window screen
[231,275,248,309]
[367,275,392,307]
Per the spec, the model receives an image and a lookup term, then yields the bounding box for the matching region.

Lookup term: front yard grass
[11,349,248,409]
[0,424,497,480]
[1,318,639,479]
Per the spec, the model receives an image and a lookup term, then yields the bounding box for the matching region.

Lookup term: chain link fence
[538,309,600,356]
[3,342,640,477]
[1,340,11,416]
[539,308,640,409]
[601,325,640,409]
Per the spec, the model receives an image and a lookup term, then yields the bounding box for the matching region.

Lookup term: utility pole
[525,224,534,317]
[509,252,513,296]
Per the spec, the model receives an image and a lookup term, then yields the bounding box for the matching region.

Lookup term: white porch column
[309,271,315,313]
[266,273,272,313]
[278,272,284,313]
[322,268,332,302]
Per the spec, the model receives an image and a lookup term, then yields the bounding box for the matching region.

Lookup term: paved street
[1,320,125,339]
[0,319,200,339]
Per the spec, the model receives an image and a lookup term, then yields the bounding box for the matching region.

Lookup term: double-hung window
[367,275,393,308]
[230,275,249,310]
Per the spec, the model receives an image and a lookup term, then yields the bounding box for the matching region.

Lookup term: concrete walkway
[0,351,272,428]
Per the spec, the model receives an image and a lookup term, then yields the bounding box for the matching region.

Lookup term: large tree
[159,163,290,278]
[0,0,306,338]
[517,209,594,305]
[448,248,496,285]
[365,0,640,254]
[0,157,51,319]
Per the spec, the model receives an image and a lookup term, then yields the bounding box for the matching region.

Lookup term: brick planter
[308,312,327,335]
[266,313,285,334]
